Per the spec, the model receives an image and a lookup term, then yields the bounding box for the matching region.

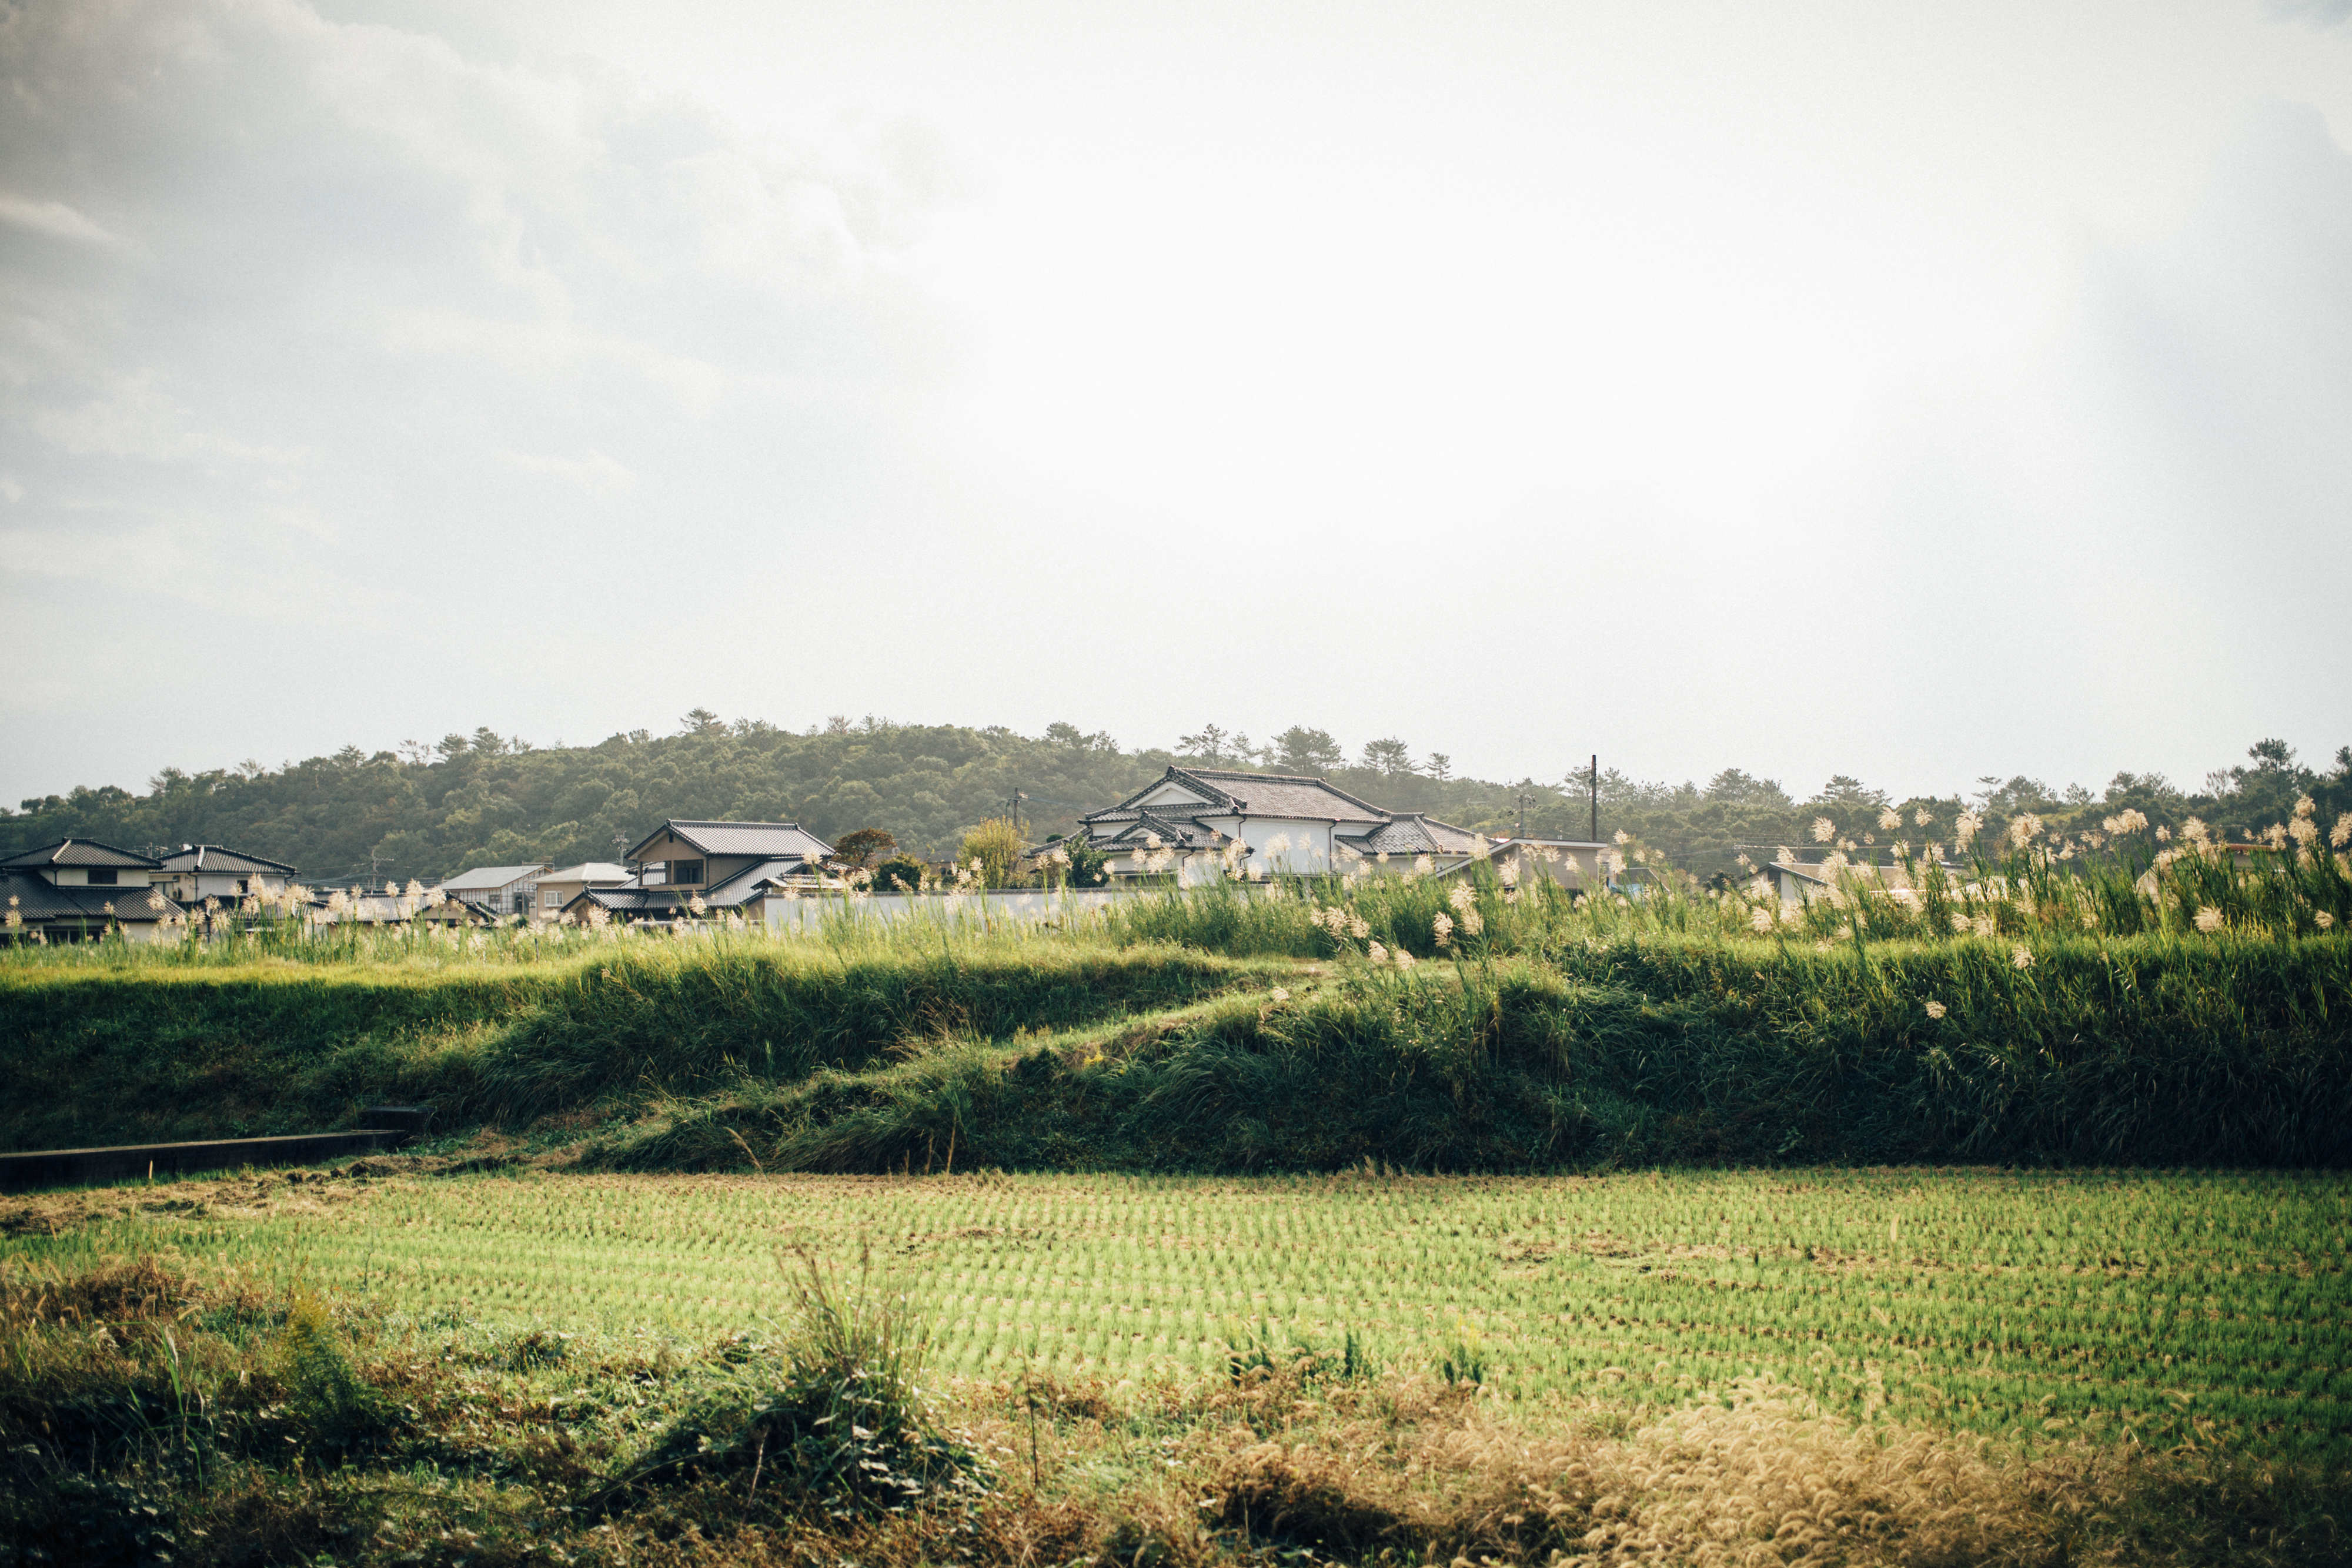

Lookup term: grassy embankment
[0,933,1277,1153]
[4,823,2348,1173]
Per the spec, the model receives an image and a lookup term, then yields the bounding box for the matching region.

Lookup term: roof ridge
[0,837,163,869]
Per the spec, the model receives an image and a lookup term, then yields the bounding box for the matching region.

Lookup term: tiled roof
[0,838,162,870]
[0,874,180,922]
[703,858,805,904]
[569,888,656,912]
[1103,767,1390,825]
[539,862,630,882]
[1359,814,1484,855]
[626,820,834,860]
[1359,820,1439,855]
[416,898,501,924]
[1107,811,1227,850]
[438,864,552,891]
[158,844,298,875]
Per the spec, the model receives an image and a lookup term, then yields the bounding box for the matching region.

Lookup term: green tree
[833,828,897,868]
[1273,726,1344,774]
[957,817,1028,888]
[872,855,926,892]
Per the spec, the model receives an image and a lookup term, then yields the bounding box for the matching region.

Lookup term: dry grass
[1160,1366,2338,1567]
[1205,1379,2094,1564]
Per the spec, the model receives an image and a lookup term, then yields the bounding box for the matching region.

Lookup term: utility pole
[1512,786,1541,840]
[1005,788,1028,837]
[369,849,397,888]
[1589,755,1599,845]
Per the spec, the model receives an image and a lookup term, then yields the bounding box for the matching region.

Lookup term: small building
[1760,857,1962,905]
[567,820,833,925]
[530,862,631,918]
[1476,836,1607,891]
[435,862,554,918]
[158,844,299,905]
[0,838,184,943]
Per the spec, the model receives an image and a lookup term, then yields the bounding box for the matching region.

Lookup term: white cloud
[0,192,122,247]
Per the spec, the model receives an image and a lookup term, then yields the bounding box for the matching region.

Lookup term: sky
[3,0,2349,809]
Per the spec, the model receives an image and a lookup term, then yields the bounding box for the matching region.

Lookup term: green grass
[15,1166,2348,1467]
[0,935,1288,1151]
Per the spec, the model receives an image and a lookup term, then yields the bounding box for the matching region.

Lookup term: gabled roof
[1105,811,1230,851]
[158,844,298,875]
[539,862,630,883]
[1356,814,1484,856]
[438,863,552,892]
[0,875,181,922]
[624,820,834,861]
[0,838,162,870]
[568,887,658,913]
[704,858,807,904]
[1093,767,1391,827]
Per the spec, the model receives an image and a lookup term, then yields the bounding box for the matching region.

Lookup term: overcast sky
[4,0,2348,808]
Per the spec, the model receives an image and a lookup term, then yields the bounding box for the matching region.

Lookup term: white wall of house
[1111,815,1339,879]
[1227,817,1334,875]
[173,870,290,903]
[46,867,154,887]
[1134,781,1215,810]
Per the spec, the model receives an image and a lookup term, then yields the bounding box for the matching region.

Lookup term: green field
[23,1165,2349,1465]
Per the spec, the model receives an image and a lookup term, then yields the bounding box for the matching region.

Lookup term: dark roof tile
[0,838,162,870]
[1,874,180,922]
[626,820,834,860]
[158,844,298,875]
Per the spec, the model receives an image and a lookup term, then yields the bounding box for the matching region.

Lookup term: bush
[602,1251,984,1517]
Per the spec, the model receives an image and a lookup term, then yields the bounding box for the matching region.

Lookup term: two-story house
[1066,767,1453,882]
[158,844,299,905]
[1064,765,1606,887]
[0,838,185,942]
[566,821,831,924]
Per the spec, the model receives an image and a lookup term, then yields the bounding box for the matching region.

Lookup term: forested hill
[4,711,2343,886]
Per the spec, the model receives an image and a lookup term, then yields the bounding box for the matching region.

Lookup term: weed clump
[602,1251,984,1519]
[275,1290,400,1458]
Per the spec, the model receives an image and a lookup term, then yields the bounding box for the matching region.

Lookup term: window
[671,860,704,886]
[86,868,118,885]
[543,887,562,907]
